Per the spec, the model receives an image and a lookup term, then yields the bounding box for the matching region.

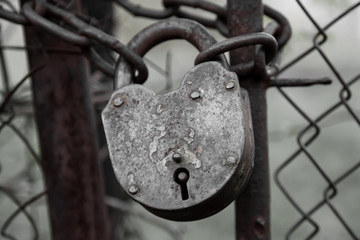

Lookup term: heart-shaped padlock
[102,19,254,221]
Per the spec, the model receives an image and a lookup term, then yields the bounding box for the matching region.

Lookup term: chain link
[44,2,149,81]
[114,0,176,19]
[195,33,278,66]
[163,0,226,28]
[0,0,28,24]
[0,0,291,82]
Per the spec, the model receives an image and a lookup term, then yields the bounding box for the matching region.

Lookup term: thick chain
[115,0,291,45]
[22,1,149,81]
[0,0,291,82]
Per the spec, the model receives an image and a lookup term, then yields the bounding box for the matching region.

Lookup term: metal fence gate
[0,0,359,239]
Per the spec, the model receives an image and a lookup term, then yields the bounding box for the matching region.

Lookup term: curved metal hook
[115,18,228,89]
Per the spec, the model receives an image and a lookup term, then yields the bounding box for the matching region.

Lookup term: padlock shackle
[114,18,228,89]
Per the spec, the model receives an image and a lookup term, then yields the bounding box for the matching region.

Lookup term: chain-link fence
[0,0,359,239]
[270,0,360,239]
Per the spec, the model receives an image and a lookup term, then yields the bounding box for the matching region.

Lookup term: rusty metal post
[227,0,271,239]
[21,1,110,240]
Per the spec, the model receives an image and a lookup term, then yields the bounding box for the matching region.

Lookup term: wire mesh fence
[271,0,360,239]
[0,9,47,238]
[0,0,359,239]
[0,2,181,239]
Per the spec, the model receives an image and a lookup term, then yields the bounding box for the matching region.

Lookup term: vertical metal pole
[21,1,110,240]
[82,1,129,239]
[227,1,271,239]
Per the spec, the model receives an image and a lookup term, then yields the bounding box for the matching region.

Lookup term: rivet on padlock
[172,153,182,163]
[113,95,124,107]
[225,80,236,90]
[102,19,254,221]
[190,90,201,100]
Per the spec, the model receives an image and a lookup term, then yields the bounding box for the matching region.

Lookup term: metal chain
[114,0,176,19]
[195,33,278,66]
[0,0,291,83]
[114,0,291,41]
[163,0,226,28]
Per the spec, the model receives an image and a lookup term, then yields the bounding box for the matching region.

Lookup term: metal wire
[0,0,359,239]
[0,27,47,239]
[274,1,360,239]
[0,2,175,239]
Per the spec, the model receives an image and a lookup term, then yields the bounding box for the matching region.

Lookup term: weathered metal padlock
[102,19,254,221]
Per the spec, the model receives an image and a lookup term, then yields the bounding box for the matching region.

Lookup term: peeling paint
[149,126,167,171]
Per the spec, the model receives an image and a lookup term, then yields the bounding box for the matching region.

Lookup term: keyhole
[174,168,190,200]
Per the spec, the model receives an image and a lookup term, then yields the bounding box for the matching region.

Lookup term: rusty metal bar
[227,0,263,65]
[21,1,110,239]
[227,0,271,239]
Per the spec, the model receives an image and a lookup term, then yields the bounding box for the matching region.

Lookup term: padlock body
[102,62,254,221]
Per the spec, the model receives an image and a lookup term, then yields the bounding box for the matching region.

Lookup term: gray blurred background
[0,0,359,239]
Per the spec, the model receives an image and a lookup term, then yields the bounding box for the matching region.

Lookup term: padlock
[102,19,254,221]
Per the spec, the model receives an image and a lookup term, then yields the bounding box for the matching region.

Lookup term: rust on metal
[227,0,263,65]
[114,0,176,19]
[163,0,226,28]
[2,0,351,239]
[21,1,110,239]
[227,0,271,239]
[195,32,278,65]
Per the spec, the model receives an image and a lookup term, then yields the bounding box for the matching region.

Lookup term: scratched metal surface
[102,62,252,220]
